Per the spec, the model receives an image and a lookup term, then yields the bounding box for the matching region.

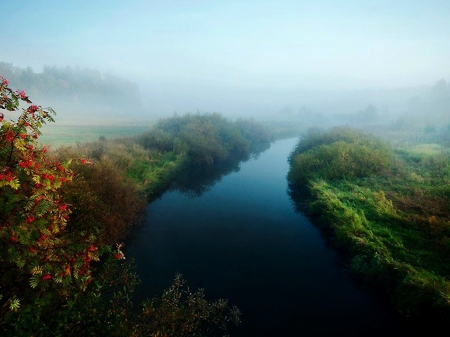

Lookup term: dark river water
[126,137,416,336]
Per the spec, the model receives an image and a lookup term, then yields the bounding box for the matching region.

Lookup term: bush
[56,148,146,245]
[288,126,393,184]
[138,112,271,166]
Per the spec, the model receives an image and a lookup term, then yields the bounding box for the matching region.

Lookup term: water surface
[127,137,413,336]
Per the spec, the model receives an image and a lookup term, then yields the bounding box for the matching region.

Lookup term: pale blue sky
[1,0,450,115]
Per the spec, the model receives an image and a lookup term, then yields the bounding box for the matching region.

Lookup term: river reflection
[168,142,270,198]
[126,137,414,336]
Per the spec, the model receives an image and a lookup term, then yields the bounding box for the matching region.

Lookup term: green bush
[137,112,271,166]
[288,126,393,184]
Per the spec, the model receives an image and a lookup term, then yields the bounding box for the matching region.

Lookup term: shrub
[288,126,393,184]
[138,112,271,166]
[56,149,146,245]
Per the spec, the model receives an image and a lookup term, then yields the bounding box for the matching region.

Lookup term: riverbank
[287,126,450,323]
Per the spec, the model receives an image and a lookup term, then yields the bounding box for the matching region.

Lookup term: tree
[0,75,128,334]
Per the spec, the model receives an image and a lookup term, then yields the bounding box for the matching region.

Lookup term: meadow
[39,124,153,147]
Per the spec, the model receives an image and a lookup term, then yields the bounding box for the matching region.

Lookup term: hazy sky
[2,0,450,116]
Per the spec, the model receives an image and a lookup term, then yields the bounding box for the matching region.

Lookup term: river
[126,137,415,336]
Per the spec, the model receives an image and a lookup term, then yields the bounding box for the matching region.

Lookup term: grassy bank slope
[288,126,450,322]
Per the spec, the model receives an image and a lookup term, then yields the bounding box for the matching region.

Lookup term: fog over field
[2,0,450,123]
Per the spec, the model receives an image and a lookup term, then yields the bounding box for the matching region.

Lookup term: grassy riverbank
[287,126,450,323]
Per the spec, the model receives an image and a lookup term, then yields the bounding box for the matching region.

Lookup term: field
[39,124,154,148]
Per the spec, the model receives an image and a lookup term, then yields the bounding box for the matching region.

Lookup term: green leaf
[9,298,20,312]
[30,275,39,289]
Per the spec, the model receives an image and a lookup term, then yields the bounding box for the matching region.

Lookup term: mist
[3,2,450,334]
[2,0,450,126]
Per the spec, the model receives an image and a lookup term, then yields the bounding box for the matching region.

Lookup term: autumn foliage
[0,76,128,332]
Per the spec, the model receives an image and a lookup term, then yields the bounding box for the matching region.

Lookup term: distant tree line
[0,62,142,112]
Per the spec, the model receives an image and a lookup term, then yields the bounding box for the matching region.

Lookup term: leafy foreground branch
[0,77,241,336]
[136,274,241,337]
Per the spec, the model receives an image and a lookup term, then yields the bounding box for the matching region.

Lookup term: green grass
[40,124,153,147]
[306,175,450,320]
[407,143,442,155]
[288,127,450,322]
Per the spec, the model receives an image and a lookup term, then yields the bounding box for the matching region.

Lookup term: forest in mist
[0,62,142,123]
[1,61,450,133]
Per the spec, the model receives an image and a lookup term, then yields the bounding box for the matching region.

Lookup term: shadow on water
[125,141,271,251]
[286,182,338,245]
[168,142,271,198]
